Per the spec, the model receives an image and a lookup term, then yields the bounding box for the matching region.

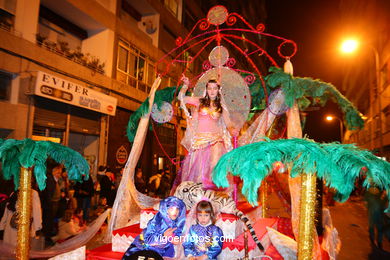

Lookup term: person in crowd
[51,163,62,218]
[183,200,223,260]
[92,196,109,220]
[134,167,147,193]
[0,177,14,236]
[67,182,78,211]
[73,208,86,227]
[40,160,63,244]
[74,175,94,223]
[58,170,69,195]
[364,185,388,250]
[94,166,106,205]
[99,168,116,207]
[122,196,186,259]
[157,168,172,198]
[97,165,107,183]
[57,189,70,220]
[148,170,163,197]
[51,209,85,243]
[115,167,124,189]
[172,77,237,192]
[0,180,42,247]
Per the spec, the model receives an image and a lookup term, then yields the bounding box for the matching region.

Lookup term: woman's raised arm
[178,76,199,118]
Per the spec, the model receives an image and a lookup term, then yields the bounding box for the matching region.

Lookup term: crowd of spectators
[0,160,175,250]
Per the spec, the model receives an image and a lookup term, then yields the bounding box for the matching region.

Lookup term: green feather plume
[212,138,390,212]
[0,138,89,190]
[264,67,364,130]
[127,86,181,142]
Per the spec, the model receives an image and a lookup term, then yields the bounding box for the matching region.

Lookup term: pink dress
[175,97,232,190]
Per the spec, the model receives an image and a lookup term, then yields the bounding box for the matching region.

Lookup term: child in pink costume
[173,77,236,191]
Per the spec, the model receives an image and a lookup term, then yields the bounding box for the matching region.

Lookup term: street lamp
[326,115,344,142]
[340,39,383,154]
[340,39,359,53]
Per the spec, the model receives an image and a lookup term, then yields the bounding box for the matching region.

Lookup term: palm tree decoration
[263,67,364,130]
[213,138,390,209]
[0,138,89,260]
[213,138,390,259]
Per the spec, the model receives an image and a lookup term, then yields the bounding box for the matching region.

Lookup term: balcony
[35,36,105,74]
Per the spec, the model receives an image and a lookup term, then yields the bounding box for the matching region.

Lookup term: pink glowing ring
[199,20,210,30]
[207,5,228,25]
[202,60,212,71]
[225,58,236,68]
[256,23,265,32]
[244,74,256,85]
[226,14,238,26]
[175,37,183,46]
[277,40,297,59]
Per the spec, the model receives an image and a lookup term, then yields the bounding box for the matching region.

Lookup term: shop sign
[116,145,128,164]
[35,71,117,115]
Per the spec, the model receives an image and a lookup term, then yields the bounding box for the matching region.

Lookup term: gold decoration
[209,46,229,67]
[207,6,228,25]
[16,167,32,260]
[260,182,267,218]
[244,229,249,260]
[298,173,317,260]
[191,132,223,150]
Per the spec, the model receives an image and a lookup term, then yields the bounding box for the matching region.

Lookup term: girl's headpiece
[158,196,186,228]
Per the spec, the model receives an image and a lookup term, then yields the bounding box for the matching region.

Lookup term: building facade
[0,0,206,178]
[340,0,390,160]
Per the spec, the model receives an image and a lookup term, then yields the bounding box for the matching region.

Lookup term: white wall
[138,14,160,48]
[95,0,117,13]
[81,29,115,76]
[14,0,39,42]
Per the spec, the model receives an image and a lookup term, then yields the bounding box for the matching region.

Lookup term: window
[0,71,12,101]
[117,40,155,93]
[147,63,155,86]
[0,8,14,32]
[118,46,128,72]
[164,0,178,17]
[158,157,164,170]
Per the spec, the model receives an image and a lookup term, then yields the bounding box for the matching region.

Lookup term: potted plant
[70,46,84,64]
[36,34,47,46]
[57,40,70,56]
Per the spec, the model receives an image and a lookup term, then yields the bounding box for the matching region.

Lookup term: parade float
[89,5,390,260]
[1,4,389,260]
[85,5,390,260]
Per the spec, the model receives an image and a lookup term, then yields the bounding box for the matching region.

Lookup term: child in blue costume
[122,196,186,259]
[183,200,223,260]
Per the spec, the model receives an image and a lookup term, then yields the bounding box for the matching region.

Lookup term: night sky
[265,0,346,142]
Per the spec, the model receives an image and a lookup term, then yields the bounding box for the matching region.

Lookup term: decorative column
[297,173,317,260]
[16,167,32,260]
[260,182,267,218]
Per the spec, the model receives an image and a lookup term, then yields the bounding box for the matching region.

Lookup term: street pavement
[329,198,390,260]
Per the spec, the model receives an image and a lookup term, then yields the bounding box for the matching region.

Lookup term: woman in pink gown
[173,77,236,190]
